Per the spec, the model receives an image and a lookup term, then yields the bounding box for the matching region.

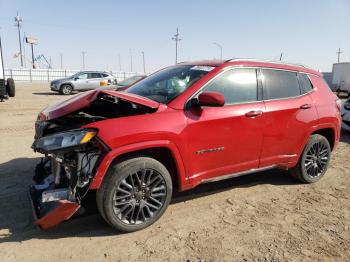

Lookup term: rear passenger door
[259,69,318,167]
[87,73,103,89]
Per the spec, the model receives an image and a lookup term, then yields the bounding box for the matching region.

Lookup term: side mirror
[74,77,79,81]
[198,91,225,107]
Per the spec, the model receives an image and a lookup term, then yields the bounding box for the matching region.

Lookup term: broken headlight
[34,129,97,152]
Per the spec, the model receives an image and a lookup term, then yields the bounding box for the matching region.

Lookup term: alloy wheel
[113,168,167,225]
[304,141,329,178]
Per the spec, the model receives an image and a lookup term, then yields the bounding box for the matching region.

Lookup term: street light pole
[141,51,146,74]
[81,51,87,70]
[30,43,35,69]
[60,53,63,69]
[14,13,23,67]
[129,49,133,72]
[213,42,223,60]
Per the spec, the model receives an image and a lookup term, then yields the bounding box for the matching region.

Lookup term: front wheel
[6,78,15,97]
[289,134,331,183]
[59,84,73,95]
[97,157,173,232]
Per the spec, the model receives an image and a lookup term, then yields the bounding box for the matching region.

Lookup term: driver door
[74,73,89,90]
[183,68,266,184]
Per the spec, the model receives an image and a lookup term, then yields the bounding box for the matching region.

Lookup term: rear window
[262,69,301,100]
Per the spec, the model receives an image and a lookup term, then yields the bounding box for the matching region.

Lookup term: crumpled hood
[38,90,160,121]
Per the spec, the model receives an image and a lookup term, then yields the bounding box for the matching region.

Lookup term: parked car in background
[341,97,350,131]
[115,75,147,91]
[332,63,350,98]
[50,71,117,95]
[31,59,341,233]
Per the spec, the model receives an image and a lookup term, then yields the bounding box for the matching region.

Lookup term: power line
[14,12,23,67]
[172,28,182,64]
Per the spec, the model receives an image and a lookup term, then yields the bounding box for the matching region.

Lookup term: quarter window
[202,68,258,104]
[262,69,301,100]
[298,73,313,94]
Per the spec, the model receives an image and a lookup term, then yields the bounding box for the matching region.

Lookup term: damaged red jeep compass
[31,59,341,232]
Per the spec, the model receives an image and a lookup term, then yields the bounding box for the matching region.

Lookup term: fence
[4,68,139,82]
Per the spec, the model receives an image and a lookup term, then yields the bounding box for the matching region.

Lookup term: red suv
[31,59,341,232]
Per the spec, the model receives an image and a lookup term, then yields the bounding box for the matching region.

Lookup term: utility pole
[60,53,63,69]
[30,42,35,69]
[213,42,223,60]
[141,51,146,74]
[129,49,133,72]
[118,54,122,71]
[14,13,23,67]
[336,48,342,63]
[23,32,27,67]
[81,51,87,70]
[279,52,283,61]
[172,28,182,64]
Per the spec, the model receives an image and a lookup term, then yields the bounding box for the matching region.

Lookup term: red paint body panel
[40,60,340,192]
[34,201,80,230]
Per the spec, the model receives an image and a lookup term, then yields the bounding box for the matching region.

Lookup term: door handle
[245,110,263,117]
[300,104,312,109]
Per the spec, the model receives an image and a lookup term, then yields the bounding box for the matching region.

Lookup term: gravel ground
[0,83,349,262]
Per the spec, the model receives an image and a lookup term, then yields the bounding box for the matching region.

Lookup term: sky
[0,0,349,73]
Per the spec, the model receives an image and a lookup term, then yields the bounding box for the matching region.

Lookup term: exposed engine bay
[30,91,156,229]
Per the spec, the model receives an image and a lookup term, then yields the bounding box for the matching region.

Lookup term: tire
[6,78,15,97]
[59,84,73,95]
[96,157,173,232]
[289,134,331,183]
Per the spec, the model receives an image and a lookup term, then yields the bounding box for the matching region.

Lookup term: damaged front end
[30,128,108,230]
[30,90,158,229]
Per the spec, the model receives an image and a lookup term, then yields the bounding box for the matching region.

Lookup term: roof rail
[224,58,310,69]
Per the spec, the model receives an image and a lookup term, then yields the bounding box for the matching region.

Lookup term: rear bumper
[29,184,80,230]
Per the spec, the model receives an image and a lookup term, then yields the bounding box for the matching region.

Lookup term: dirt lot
[0,83,349,261]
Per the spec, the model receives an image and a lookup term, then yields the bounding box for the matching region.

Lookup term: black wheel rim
[113,168,167,225]
[304,141,329,178]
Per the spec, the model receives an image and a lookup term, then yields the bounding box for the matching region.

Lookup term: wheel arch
[90,140,188,191]
[311,127,335,150]
[59,82,74,90]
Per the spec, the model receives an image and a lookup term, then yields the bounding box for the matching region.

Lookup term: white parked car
[341,98,350,131]
[50,71,117,95]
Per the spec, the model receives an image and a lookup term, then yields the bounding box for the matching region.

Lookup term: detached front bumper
[29,186,80,230]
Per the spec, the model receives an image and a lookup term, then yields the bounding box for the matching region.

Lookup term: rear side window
[202,68,258,104]
[89,73,102,79]
[262,69,301,100]
[102,73,110,78]
[298,73,313,94]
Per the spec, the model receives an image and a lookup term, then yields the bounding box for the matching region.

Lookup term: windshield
[126,65,215,103]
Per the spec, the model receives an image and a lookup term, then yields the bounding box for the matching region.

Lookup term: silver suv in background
[50,71,117,95]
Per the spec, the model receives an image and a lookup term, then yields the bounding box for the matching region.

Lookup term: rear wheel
[97,157,172,232]
[289,134,331,183]
[6,78,15,97]
[59,84,73,95]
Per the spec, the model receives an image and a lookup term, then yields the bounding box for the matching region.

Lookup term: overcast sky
[0,0,349,73]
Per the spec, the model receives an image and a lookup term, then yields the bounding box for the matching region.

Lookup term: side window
[298,73,313,94]
[202,68,258,104]
[262,69,301,100]
[88,73,102,79]
[78,73,88,80]
[102,73,110,78]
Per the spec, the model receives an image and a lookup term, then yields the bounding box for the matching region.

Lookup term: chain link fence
[4,68,139,82]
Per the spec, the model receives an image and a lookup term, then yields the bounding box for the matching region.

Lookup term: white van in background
[332,63,350,98]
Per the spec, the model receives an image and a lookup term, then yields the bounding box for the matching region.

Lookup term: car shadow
[32,92,74,96]
[0,156,297,243]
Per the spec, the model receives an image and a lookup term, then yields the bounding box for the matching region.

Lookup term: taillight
[336,99,342,111]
